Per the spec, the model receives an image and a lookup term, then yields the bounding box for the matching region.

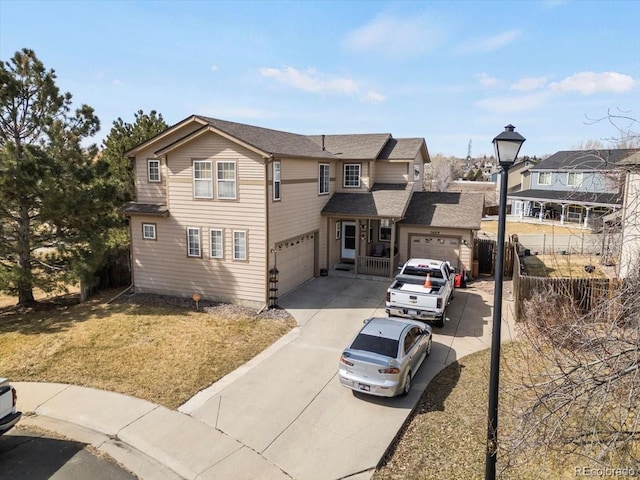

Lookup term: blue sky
[1,0,639,157]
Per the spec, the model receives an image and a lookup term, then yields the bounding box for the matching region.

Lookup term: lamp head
[493,124,525,167]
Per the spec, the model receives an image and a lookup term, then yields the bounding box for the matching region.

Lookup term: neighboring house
[507,149,639,228]
[124,115,483,308]
[619,151,640,279]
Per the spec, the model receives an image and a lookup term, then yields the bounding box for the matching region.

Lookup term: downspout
[263,154,274,311]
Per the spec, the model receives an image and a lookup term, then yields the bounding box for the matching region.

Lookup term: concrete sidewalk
[14,276,516,480]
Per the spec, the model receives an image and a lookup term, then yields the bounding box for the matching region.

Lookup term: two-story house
[124,115,483,308]
[507,149,639,228]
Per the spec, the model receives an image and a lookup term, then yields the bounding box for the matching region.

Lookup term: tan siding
[131,131,268,307]
[374,161,410,184]
[268,159,336,271]
[135,124,203,204]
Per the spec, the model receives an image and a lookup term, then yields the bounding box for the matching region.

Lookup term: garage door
[409,235,460,269]
[275,233,316,296]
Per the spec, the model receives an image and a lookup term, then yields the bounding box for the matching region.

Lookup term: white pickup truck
[0,377,21,435]
[385,258,455,327]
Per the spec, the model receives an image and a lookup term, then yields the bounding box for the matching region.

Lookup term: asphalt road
[0,427,137,480]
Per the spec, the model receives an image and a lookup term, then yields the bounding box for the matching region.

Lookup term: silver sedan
[338,317,432,397]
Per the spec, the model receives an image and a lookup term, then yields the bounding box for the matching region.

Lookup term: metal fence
[481,232,621,256]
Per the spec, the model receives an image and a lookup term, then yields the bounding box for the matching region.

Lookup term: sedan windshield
[351,334,399,358]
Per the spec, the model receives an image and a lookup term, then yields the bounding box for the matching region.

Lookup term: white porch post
[389,220,397,278]
[538,203,545,222]
[560,204,566,224]
[584,207,591,228]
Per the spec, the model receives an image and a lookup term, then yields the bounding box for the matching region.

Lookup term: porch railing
[356,254,398,277]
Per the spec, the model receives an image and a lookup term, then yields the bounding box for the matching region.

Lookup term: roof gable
[533,149,640,171]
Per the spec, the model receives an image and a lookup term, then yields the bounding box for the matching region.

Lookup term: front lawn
[0,291,296,409]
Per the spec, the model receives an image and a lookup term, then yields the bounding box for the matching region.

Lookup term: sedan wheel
[401,371,412,397]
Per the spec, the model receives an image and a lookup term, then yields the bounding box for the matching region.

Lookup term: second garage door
[275,233,316,296]
[409,235,460,269]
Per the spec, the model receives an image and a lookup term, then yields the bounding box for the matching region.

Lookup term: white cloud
[549,71,637,95]
[363,90,386,103]
[457,29,521,54]
[260,66,359,95]
[510,76,548,92]
[475,91,551,114]
[211,65,219,72]
[343,13,445,58]
[112,79,124,86]
[475,72,500,87]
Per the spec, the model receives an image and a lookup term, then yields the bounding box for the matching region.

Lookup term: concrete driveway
[179,275,510,480]
[14,275,515,480]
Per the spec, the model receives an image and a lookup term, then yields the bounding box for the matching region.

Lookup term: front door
[341,221,356,260]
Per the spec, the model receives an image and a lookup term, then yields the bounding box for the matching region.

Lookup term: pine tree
[0,48,102,305]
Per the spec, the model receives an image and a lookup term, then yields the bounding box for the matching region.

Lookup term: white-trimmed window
[380,219,392,242]
[147,159,161,182]
[319,163,329,195]
[567,172,583,186]
[193,160,213,198]
[343,164,361,188]
[538,172,551,186]
[217,161,236,199]
[273,161,281,200]
[142,223,156,240]
[233,230,247,260]
[210,228,223,258]
[187,227,201,257]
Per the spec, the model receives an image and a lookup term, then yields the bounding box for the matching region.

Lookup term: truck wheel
[434,312,445,328]
[401,371,412,396]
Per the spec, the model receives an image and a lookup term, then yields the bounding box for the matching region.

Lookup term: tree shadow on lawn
[0,291,190,336]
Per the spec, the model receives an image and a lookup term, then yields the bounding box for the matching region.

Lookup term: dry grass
[0,291,296,409]
[374,344,615,480]
[480,219,583,235]
[522,254,607,278]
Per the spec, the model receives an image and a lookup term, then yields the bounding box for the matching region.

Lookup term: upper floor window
[567,172,583,187]
[344,163,361,188]
[273,161,281,200]
[148,159,161,182]
[217,161,236,199]
[538,172,551,186]
[210,228,223,258]
[194,160,213,198]
[233,230,247,260]
[142,223,156,240]
[187,227,201,257]
[319,164,329,195]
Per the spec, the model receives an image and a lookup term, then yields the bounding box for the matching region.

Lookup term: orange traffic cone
[424,273,432,288]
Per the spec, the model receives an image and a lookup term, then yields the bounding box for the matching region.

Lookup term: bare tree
[500,113,640,475]
[424,154,463,191]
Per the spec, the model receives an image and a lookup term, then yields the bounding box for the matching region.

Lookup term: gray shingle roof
[321,183,414,218]
[401,192,484,229]
[197,116,337,159]
[122,203,169,216]
[533,149,640,171]
[378,138,426,160]
[307,134,391,159]
[507,189,622,206]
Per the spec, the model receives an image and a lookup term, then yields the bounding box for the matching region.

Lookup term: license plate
[408,310,418,316]
[358,383,370,392]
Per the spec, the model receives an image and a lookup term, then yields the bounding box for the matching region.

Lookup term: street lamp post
[485,124,525,480]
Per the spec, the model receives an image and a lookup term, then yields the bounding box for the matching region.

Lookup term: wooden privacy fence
[474,237,515,277]
[512,249,620,321]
